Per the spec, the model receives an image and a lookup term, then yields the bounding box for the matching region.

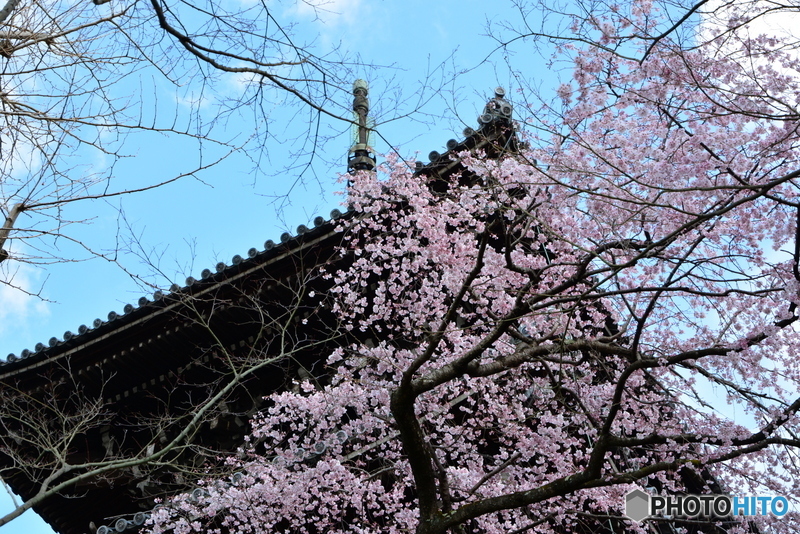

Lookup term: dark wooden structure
[0,212,347,534]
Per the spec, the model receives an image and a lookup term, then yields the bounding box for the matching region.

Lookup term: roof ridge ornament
[478,86,513,128]
[413,86,518,171]
[347,79,376,174]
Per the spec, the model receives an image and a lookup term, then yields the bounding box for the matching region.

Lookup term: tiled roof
[1,208,348,370]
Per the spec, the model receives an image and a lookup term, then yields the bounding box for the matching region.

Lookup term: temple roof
[2,85,519,373]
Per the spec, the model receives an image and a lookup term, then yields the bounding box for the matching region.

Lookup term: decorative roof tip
[414,86,517,171]
[348,79,376,174]
[478,86,513,129]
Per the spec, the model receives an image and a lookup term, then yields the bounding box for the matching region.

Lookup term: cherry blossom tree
[148,1,800,533]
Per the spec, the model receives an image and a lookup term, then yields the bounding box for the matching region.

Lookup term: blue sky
[4,1,798,531]
[0,0,559,532]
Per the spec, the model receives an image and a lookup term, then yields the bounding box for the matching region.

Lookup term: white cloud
[289,0,364,28]
[700,1,800,52]
[0,261,50,340]
[173,89,212,111]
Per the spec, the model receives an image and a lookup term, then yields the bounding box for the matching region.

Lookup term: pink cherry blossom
[149,2,800,533]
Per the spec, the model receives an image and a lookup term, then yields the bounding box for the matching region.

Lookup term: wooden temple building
[0,86,521,534]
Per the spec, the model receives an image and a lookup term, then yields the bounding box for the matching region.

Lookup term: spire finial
[348,79,376,173]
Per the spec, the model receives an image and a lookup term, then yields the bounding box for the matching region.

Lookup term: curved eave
[0,210,351,378]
